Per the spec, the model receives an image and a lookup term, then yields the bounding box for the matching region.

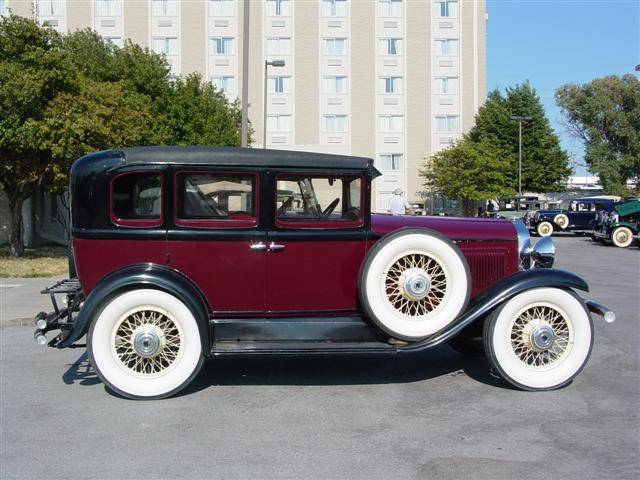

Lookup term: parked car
[34,147,615,399]
[496,196,541,220]
[525,196,620,237]
[592,200,640,247]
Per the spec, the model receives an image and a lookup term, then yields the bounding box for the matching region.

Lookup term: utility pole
[240,0,250,147]
[510,115,532,197]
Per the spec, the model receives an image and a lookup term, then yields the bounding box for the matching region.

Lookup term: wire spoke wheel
[384,252,448,317]
[114,309,182,375]
[510,305,571,368]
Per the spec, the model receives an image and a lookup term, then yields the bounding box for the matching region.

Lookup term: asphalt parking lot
[1,235,638,479]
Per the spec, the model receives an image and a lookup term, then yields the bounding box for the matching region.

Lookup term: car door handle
[268,242,285,252]
[250,242,267,251]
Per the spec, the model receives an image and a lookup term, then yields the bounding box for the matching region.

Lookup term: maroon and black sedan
[34,146,614,399]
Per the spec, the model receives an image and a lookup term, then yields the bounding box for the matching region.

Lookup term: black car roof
[106,146,377,172]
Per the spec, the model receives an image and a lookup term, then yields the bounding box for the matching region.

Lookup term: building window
[210,76,236,94]
[435,0,458,18]
[268,76,291,94]
[322,76,347,94]
[434,76,459,94]
[378,0,402,17]
[322,115,348,133]
[152,0,178,16]
[379,76,402,93]
[104,36,123,47]
[0,0,6,15]
[266,37,292,55]
[378,38,402,55]
[210,37,234,55]
[378,154,403,171]
[209,0,235,17]
[38,0,65,16]
[94,0,122,16]
[267,114,292,132]
[435,115,459,132]
[152,37,178,55]
[435,38,459,56]
[322,37,347,55]
[321,0,347,17]
[265,0,291,16]
[379,115,404,132]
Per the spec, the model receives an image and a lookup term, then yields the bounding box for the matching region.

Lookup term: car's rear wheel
[554,213,569,230]
[483,288,593,391]
[359,228,471,341]
[536,221,554,237]
[88,289,204,400]
[611,227,633,248]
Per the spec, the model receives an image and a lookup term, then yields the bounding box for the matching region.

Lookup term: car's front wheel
[611,226,633,248]
[483,288,593,391]
[536,221,554,237]
[88,289,204,399]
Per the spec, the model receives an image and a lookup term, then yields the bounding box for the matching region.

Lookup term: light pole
[263,59,285,149]
[510,115,532,197]
[240,0,250,147]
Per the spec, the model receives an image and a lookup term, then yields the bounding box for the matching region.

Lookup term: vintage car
[592,200,640,247]
[524,196,620,237]
[34,147,615,399]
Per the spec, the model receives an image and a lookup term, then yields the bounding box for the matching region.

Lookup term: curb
[1,318,33,328]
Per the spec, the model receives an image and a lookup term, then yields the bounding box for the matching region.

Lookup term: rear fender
[399,268,588,352]
[57,264,211,353]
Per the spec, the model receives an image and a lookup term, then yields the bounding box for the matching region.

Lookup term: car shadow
[177,346,514,397]
[62,346,516,399]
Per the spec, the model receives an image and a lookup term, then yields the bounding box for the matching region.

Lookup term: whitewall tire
[359,229,471,341]
[611,227,633,248]
[88,289,204,399]
[554,213,569,230]
[536,221,554,237]
[483,288,593,391]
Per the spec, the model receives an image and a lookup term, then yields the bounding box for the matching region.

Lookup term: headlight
[513,220,532,269]
[534,211,540,221]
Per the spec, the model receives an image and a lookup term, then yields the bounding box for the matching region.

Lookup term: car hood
[371,214,517,242]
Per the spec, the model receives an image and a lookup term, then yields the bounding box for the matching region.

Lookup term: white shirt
[388,195,408,215]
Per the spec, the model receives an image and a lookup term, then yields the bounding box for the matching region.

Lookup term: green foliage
[469,82,571,193]
[422,136,516,215]
[0,15,247,255]
[556,75,640,196]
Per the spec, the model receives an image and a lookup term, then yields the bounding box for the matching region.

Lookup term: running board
[211,341,397,356]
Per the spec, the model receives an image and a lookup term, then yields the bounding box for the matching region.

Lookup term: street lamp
[263,59,285,149]
[240,0,250,147]
[510,115,532,197]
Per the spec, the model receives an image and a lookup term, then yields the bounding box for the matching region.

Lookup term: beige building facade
[3,0,486,211]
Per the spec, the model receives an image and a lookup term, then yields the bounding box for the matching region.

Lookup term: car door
[571,201,596,229]
[265,171,367,315]
[166,168,267,315]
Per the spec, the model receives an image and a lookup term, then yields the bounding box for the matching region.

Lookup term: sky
[486,0,640,176]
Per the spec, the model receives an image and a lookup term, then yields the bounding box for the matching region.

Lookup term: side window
[577,202,590,212]
[176,172,257,227]
[276,174,362,227]
[111,171,162,227]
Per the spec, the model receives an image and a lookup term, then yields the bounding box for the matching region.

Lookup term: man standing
[388,188,409,215]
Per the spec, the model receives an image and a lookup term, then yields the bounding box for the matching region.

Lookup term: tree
[469,82,571,193]
[421,136,515,216]
[556,75,640,195]
[1,16,248,256]
[0,15,74,256]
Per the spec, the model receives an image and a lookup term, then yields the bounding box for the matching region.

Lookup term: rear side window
[111,172,163,227]
[175,172,258,228]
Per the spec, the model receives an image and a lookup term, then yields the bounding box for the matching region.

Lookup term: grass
[0,245,69,278]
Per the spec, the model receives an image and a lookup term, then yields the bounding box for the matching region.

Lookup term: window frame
[173,170,260,229]
[110,170,164,228]
[274,173,365,230]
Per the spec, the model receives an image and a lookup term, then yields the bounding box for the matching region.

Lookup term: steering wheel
[322,198,340,218]
[278,196,294,217]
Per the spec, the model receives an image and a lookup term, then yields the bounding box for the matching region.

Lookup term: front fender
[57,264,211,352]
[399,268,588,352]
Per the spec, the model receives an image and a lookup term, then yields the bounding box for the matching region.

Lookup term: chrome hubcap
[133,329,161,358]
[400,269,431,301]
[530,324,556,351]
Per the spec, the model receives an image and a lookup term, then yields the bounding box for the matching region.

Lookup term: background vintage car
[592,199,640,247]
[34,147,614,399]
